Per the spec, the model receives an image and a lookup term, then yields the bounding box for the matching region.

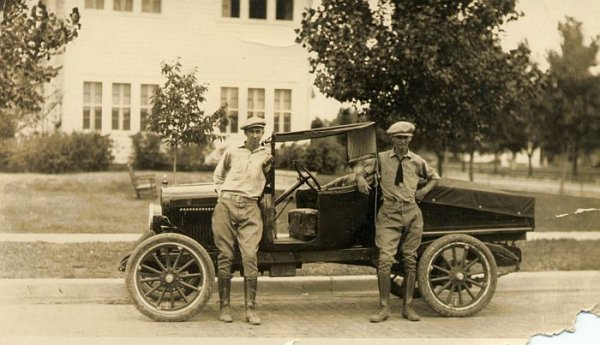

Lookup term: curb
[2,271,599,303]
[0,276,377,304]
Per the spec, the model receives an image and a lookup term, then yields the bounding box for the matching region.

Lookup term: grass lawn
[1,171,598,234]
[521,191,600,231]
[0,171,212,234]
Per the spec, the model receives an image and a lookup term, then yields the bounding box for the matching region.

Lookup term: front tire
[125,233,215,322]
[417,234,498,317]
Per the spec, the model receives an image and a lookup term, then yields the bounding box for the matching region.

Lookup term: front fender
[485,242,521,268]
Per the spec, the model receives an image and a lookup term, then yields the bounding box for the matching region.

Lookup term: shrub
[274,143,307,170]
[69,132,113,171]
[304,138,346,174]
[2,132,113,173]
[130,132,165,170]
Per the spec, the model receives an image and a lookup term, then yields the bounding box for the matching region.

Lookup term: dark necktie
[395,158,403,185]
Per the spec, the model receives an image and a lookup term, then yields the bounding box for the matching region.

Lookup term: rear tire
[417,234,497,317]
[125,233,215,322]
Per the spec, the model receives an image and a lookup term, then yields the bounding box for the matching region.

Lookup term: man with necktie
[356,120,440,322]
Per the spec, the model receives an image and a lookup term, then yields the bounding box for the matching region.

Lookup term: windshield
[270,122,377,163]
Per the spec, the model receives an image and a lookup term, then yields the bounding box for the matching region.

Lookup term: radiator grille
[169,207,216,249]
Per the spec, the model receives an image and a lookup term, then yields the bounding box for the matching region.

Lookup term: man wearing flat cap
[212,116,273,325]
[356,120,439,322]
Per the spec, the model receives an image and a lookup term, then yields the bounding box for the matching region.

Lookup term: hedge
[1,132,113,173]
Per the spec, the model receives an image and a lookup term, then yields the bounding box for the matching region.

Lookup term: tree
[296,0,536,179]
[0,0,80,137]
[545,17,600,177]
[481,43,545,176]
[147,59,227,182]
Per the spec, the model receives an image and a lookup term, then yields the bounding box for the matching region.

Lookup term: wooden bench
[127,163,157,199]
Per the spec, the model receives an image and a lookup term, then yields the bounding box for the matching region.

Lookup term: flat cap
[386,121,415,137]
[240,116,266,130]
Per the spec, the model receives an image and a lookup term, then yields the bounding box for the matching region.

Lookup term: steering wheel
[293,160,321,192]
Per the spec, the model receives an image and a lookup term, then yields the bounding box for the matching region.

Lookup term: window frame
[248,0,267,19]
[141,0,161,13]
[222,0,240,18]
[140,84,157,132]
[113,0,133,12]
[221,87,240,133]
[274,89,292,133]
[275,0,293,21]
[83,82,103,131]
[247,88,266,119]
[84,0,105,10]
[112,83,132,131]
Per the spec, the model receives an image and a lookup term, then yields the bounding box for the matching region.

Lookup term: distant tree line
[298,0,600,179]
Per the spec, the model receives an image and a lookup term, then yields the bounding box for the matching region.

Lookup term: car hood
[161,183,218,207]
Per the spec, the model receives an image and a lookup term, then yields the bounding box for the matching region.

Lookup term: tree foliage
[296,0,538,178]
[147,59,227,177]
[543,17,600,176]
[0,0,80,136]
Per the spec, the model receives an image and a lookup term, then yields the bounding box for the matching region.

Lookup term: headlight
[148,203,162,229]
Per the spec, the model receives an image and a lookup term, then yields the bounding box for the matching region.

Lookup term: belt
[220,192,258,203]
[383,198,416,207]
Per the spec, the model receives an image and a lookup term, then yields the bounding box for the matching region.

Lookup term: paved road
[1,273,598,345]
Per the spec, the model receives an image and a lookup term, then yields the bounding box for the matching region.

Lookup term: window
[222,0,240,18]
[113,0,133,11]
[140,84,156,131]
[276,0,293,20]
[142,0,161,13]
[221,87,239,133]
[112,83,131,130]
[85,0,104,9]
[83,82,102,130]
[274,89,291,132]
[249,0,266,19]
[247,88,265,119]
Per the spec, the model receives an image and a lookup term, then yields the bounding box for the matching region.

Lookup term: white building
[44,0,314,163]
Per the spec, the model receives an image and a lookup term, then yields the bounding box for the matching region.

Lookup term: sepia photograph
[1,0,599,344]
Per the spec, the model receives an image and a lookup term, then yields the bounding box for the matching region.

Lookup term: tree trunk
[172,142,178,184]
[436,149,445,178]
[560,153,568,195]
[572,139,579,177]
[527,141,535,177]
[468,146,475,182]
[443,146,449,177]
[493,152,499,174]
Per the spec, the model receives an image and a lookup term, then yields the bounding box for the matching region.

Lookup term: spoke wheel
[417,234,497,317]
[125,233,215,322]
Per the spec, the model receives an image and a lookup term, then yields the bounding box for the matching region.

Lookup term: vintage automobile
[120,122,535,322]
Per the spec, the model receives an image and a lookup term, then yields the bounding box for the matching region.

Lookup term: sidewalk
[1,271,599,303]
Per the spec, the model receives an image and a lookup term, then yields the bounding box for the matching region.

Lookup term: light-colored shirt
[378,149,440,202]
[213,144,271,200]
